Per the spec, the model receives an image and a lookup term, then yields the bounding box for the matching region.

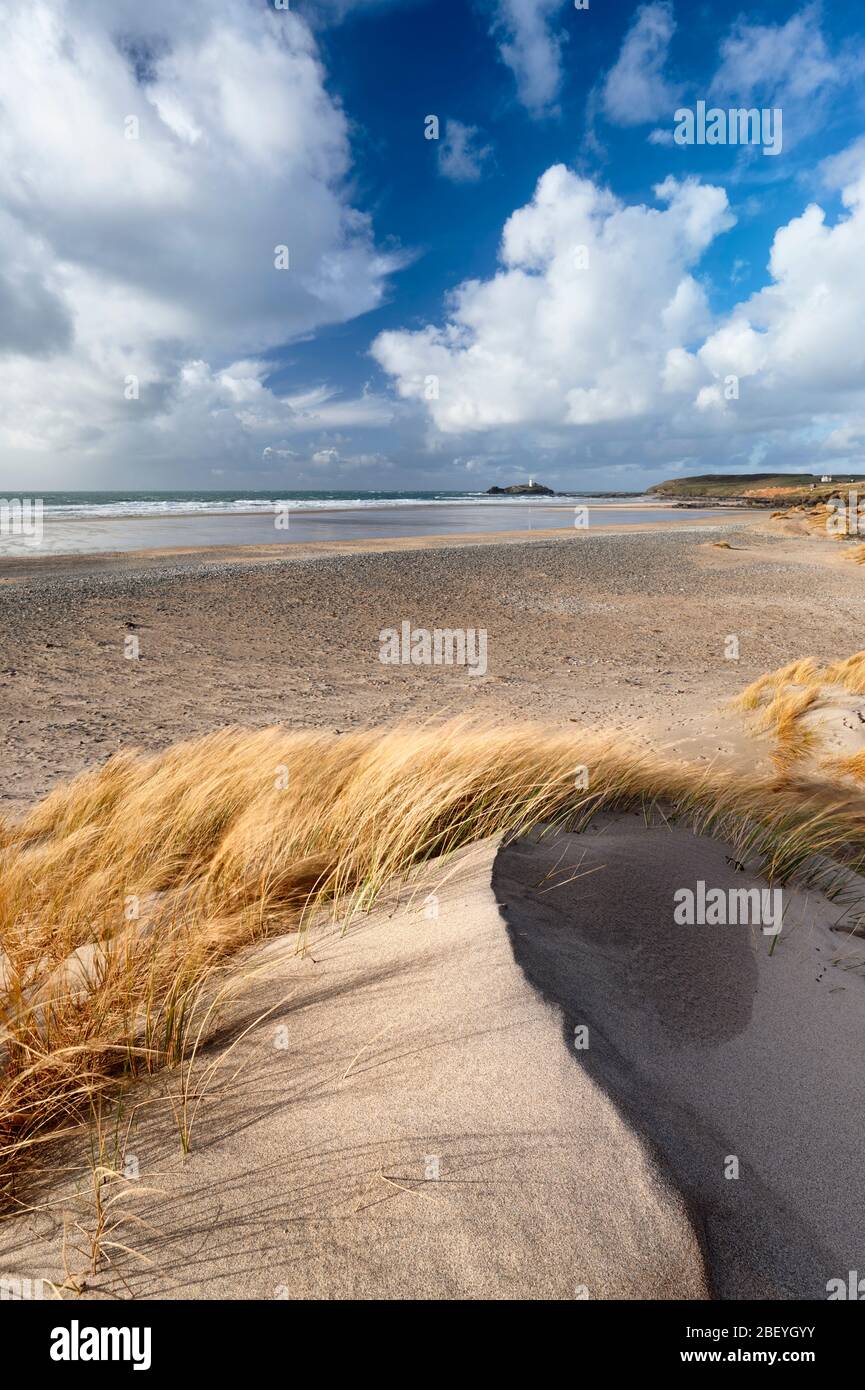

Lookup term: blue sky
[2,0,865,490]
[286,0,855,387]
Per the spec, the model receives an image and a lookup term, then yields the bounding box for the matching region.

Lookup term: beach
[0,496,731,557]
[4,776,865,1301]
[3,512,865,1305]
[0,515,854,814]
[6,0,865,1333]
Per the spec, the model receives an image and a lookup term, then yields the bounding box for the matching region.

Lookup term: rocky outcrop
[486,481,554,496]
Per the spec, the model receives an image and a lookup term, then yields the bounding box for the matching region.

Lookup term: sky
[2,0,865,492]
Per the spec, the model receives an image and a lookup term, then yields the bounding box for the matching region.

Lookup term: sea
[0,490,728,557]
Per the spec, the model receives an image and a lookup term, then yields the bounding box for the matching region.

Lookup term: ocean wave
[35,493,636,520]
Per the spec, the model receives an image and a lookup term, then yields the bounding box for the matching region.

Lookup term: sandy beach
[3,818,865,1300]
[8,0,865,1334]
[3,514,865,1305]
[0,516,859,815]
[0,498,732,558]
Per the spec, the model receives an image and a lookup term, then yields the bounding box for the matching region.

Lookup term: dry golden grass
[733,658,821,714]
[823,652,865,693]
[825,750,865,783]
[4,719,865,1212]
[760,688,820,773]
[734,660,825,774]
[733,650,865,775]
[768,500,835,531]
[767,498,865,549]
[735,651,865,710]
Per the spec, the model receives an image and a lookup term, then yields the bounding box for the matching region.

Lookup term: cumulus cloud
[311,447,342,467]
[490,0,568,117]
[695,151,865,410]
[373,144,865,477]
[372,165,732,431]
[602,2,680,127]
[438,121,493,183]
[120,360,394,473]
[821,135,865,192]
[0,0,399,480]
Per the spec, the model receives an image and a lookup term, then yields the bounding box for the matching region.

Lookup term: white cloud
[821,136,865,192]
[373,165,732,431]
[696,158,865,405]
[601,3,862,153]
[311,447,341,467]
[270,382,396,431]
[130,359,395,467]
[710,4,839,108]
[438,121,493,183]
[602,2,679,127]
[708,4,863,149]
[373,143,865,479]
[305,445,393,477]
[490,0,568,118]
[0,0,399,481]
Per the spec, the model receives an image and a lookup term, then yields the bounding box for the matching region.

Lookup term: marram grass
[3,718,865,1210]
[734,649,865,774]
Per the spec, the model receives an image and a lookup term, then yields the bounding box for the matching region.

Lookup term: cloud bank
[0,0,398,481]
[373,147,865,475]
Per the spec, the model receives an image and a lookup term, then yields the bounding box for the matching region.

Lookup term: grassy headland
[648,472,865,505]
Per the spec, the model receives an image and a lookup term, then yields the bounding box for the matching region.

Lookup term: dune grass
[4,719,865,1213]
[733,650,865,775]
[767,499,848,538]
[768,498,865,551]
[826,750,865,782]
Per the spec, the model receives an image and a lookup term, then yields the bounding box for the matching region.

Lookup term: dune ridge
[4,716,865,1215]
[0,839,713,1300]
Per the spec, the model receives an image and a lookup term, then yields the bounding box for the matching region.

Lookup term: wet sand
[0,502,735,558]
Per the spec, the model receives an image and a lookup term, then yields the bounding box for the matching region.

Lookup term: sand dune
[496,817,865,1299]
[4,816,864,1300]
[0,838,707,1300]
